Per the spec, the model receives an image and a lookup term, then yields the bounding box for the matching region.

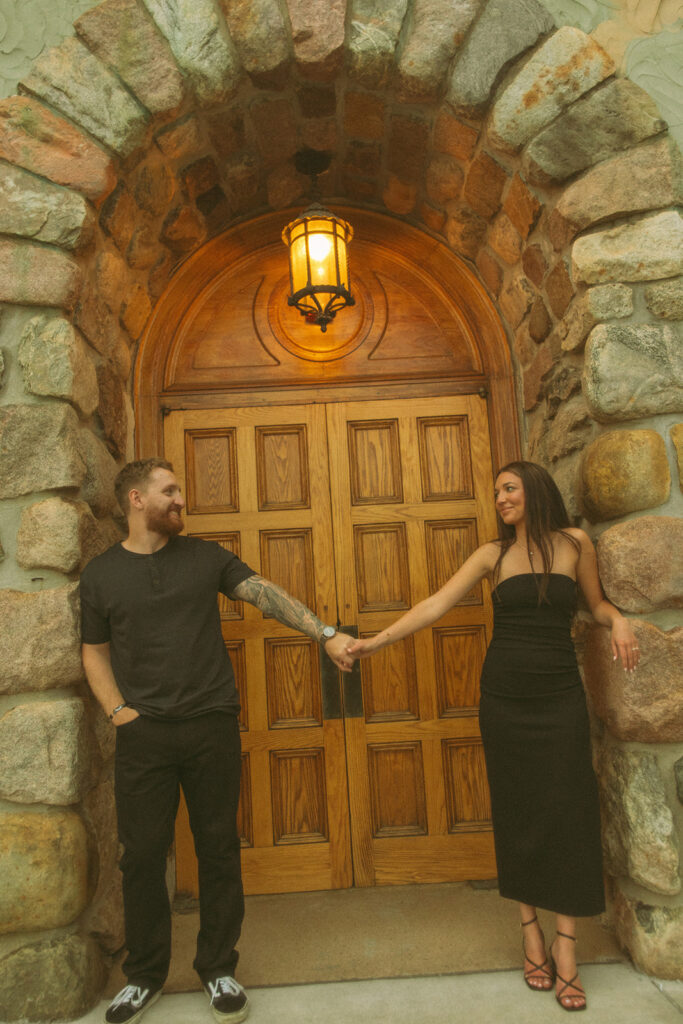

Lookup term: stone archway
[0,2,681,1019]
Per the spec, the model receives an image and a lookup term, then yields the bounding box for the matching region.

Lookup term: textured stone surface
[286,0,345,80]
[0,933,107,1023]
[220,0,290,86]
[397,0,482,102]
[523,344,553,411]
[81,766,124,954]
[21,37,148,157]
[16,497,119,574]
[0,238,81,308]
[433,109,478,162]
[613,888,683,980]
[18,315,98,418]
[129,157,176,216]
[584,620,683,743]
[161,203,206,252]
[598,515,683,615]
[533,393,593,462]
[545,259,574,319]
[142,0,239,103]
[0,808,88,933]
[75,252,131,379]
[0,699,91,805]
[488,27,614,153]
[581,429,670,521]
[528,296,552,343]
[463,152,507,218]
[599,745,680,895]
[522,244,547,287]
[97,362,129,459]
[100,183,139,254]
[499,274,535,328]
[673,423,683,492]
[0,95,116,202]
[476,248,503,296]
[388,114,429,183]
[645,278,683,321]
[383,175,417,215]
[0,161,93,251]
[156,113,203,160]
[583,323,683,423]
[559,284,633,354]
[344,91,386,140]
[0,403,85,499]
[76,0,185,114]
[676,756,683,806]
[121,283,152,341]
[504,175,542,240]
[447,0,553,113]
[78,429,120,518]
[550,137,682,246]
[348,0,408,88]
[488,212,522,265]
[0,583,83,694]
[425,154,463,206]
[572,210,683,285]
[445,202,486,260]
[523,79,666,185]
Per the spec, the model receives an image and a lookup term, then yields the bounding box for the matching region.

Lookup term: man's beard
[145,505,183,536]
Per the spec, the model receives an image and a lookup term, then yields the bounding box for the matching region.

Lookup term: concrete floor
[76,964,683,1024]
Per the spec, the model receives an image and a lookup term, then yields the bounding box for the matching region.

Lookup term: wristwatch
[321,625,337,642]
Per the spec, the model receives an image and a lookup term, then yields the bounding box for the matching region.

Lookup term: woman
[347,461,638,1012]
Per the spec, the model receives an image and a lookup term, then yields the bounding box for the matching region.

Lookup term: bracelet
[109,702,128,720]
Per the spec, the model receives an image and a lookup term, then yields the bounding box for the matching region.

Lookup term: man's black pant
[114,711,243,991]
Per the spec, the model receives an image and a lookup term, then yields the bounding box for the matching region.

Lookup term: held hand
[611,617,640,673]
[346,637,376,659]
[324,632,357,672]
[113,706,140,726]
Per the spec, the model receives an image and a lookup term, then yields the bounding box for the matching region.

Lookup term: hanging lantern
[281,149,355,333]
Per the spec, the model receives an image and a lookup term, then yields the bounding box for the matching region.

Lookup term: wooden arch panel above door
[136,207,518,469]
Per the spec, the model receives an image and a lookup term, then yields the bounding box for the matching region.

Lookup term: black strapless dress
[478,573,604,917]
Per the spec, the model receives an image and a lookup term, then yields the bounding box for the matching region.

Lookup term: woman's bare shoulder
[477,540,503,570]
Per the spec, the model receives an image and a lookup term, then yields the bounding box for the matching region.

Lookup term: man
[80,458,354,1024]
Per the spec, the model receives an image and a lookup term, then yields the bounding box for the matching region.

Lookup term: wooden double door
[165,394,498,895]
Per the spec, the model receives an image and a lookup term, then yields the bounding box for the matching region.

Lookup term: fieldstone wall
[0,1,680,1018]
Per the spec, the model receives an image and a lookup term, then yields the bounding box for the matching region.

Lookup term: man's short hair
[115,458,174,514]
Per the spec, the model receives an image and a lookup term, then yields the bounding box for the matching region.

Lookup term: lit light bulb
[308,233,332,263]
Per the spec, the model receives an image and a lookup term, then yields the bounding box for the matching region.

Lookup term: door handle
[340,624,364,719]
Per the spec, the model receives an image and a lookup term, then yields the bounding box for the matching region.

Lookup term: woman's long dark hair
[493,461,580,602]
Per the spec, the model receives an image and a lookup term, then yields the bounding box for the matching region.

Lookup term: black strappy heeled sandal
[521,915,554,992]
[550,931,587,1012]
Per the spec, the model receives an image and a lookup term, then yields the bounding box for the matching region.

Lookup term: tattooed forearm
[233,575,327,641]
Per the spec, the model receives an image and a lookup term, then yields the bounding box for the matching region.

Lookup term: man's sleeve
[80,568,111,644]
[216,545,257,598]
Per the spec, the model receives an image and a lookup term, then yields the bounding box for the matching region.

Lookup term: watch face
[322,626,336,639]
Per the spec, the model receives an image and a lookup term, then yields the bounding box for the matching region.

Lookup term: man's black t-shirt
[80,536,255,718]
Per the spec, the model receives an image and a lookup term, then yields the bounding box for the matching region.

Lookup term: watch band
[109,702,129,720]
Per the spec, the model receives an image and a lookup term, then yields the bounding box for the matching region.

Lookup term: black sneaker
[203,975,249,1022]
[104,984,161,1024]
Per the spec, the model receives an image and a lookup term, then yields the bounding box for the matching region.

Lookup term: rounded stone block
[581,430,670,521]
[0,933,107,1022]
[583,620,683,743]
[613,887,683,980]
[0,404,86,499]
[0,162,94,251]
[488,27,614,153]
[78,429,121,518]
[645,278,683,321]
[0,238,81,308]
[583,323,683,423]
[0,808,89,934]
[0,699,91,805]
[0,583,83,695]
[597,516,683,613]
[597,743,680,896]
[17,496,121,574]
[572,210,683,286]
[672,423,683,492]
[18,315,98,418]
[0,95,116,203]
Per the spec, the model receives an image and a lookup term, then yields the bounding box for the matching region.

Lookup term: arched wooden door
[135,209,519,895]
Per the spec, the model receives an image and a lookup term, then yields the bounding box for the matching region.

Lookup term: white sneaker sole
[105,989,161,1024]
[210,996,249,1023]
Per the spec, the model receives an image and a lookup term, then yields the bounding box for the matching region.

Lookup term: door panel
[167,392,497,896]
[326,395,497,886]
[165,405,352,895]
